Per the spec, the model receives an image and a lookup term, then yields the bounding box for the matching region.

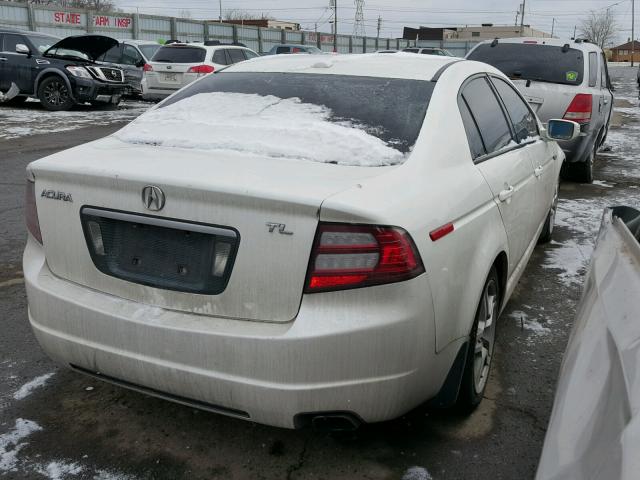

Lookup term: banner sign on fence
[93,15,132,28]
[53,11,83,25]
[306,33,334,44]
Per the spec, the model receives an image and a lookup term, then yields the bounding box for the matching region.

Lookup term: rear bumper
[24,237,450,429]
[558,125,598,164]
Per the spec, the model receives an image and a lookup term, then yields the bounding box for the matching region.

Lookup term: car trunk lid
[30,137,391,323]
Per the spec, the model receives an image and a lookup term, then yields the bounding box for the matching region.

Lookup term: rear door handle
[498,186,515,202]
[534,166,544,178]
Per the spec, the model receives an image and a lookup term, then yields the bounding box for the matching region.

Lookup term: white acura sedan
[24,53,578,430]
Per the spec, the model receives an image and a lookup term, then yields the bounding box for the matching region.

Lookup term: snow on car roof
[226,52,458,81]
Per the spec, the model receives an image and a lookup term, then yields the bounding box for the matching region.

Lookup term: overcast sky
[113,0,636,45]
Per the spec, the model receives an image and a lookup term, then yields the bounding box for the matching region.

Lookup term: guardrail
[0,0,416,54]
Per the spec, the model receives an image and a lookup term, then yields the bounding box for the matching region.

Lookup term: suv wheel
[38,76,74,111]
[457,267,500,412]
[563,144,595,184]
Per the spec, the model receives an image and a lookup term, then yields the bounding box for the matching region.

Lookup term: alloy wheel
[473,278,498,394]
[43,80,69,106]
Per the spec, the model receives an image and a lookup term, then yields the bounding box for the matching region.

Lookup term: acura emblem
[141,185,165,211]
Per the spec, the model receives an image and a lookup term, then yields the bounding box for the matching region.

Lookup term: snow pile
[13,373,55,400]
[36,461,84,479]
[0,419,42,473]
[116,92,406,167]
[402,466,433,480]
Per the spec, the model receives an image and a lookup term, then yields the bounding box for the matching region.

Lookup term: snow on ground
[0,100,149,141]
[402,466,434,480]
[13,373,55,401]
[116,92,406,166]
[0,418,42,473]
[35,461,84,479]
[509,310,551,336]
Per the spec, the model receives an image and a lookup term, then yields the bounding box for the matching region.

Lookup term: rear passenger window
[490,77,539,142]
[461,77,513,156]
[212,49,228,65]
[276,46,289,54]
[228,49,245,63]
[459,98,486,160]
[243,49,258,59]
[589,52,598,87]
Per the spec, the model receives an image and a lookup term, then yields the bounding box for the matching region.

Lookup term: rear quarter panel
[320,62,511,353]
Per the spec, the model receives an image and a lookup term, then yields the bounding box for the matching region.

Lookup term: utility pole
[376,15,382,40]
[515,10,519,26]
[573,25,577,40]
[632,0,635,67]
[520,0,526,36]
[219,0,222,23]
[551,18,555,37]
[333,0,338,53]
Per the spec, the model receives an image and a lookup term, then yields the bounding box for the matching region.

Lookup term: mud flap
[0,82,19,102]
[427,341,469,408]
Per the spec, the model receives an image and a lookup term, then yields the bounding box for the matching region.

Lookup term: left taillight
[25,177,42,244]
[305,223,425,293]
[187,64,215,74]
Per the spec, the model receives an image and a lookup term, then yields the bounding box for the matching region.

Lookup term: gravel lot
[0,66,638,480]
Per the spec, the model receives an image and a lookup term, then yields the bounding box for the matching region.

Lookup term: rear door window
[467,43,585,86]
[228,49,245,64]
[212,49,229,65]
[276,46,289,54]
[152,46,206,63]
[122,45,142,65]
[461,77,513,156]
[490,77,539,142]
[588,52,598,87]
[243,49,258,59]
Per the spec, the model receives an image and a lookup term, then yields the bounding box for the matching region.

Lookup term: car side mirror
[15,43,30,55]
[544,119,580,142]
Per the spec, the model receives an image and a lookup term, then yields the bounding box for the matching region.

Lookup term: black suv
[0,30,126,110]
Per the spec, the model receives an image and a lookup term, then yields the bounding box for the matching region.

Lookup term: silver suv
[467,37,614,183]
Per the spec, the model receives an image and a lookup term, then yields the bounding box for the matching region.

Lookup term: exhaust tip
[294,412,362,431]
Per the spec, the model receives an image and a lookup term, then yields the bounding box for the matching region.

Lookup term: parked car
[467,37,614,183]
[266,44,323,55]
[0,30,126,110]
[536,206,640,480]
[96,40,161,96]
[24,53,577,430]
[141,42,259,101]
[403,47,455,56]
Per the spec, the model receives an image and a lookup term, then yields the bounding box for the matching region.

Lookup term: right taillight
[25,178,42,244]
[563,94,592,123]
[143,63,153,72]
[305,223,424,293]
[187,64,215,74]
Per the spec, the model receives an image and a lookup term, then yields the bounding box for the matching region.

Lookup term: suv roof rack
[203,40,247,47]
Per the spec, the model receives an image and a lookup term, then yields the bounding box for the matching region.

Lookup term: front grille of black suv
[80,207,240,295]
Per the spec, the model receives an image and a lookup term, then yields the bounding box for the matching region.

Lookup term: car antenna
[490,38,499,48]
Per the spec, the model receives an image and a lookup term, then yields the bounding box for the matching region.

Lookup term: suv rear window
[118,72,435,167]
[468,43,584,86]
[152,46,206,63]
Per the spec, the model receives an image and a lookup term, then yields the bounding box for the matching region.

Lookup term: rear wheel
[564,143,596,183]
[38,76,74,111]
[457,267,500,411]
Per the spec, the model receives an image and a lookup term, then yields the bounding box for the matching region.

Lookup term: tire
[457,267,500,412]
[538,177,560,244]
[37,76,74,111]
[565,144,595,184]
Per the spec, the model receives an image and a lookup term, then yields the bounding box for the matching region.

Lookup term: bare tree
[24,0,116,12]
[579,10,617,48]
[224,9,274,21]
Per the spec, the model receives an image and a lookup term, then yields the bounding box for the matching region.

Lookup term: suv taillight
[25,178,42,244]
[143,63,153,72]
[188,64,215,74]
[305,223,424,293]
[563,94,592,123]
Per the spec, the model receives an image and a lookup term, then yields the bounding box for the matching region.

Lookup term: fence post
[232,25,238,44]
[362,37,367,53]
[170,17,177,40]
[86,9,94,33]
[203,21,208,42]
[257,27,263,53]
[26,3,36,31]
[133,13,140,39]
[280,28,286,45]
[301,31,306,45]
[349,36,353,53]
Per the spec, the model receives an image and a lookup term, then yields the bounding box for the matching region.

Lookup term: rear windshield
[151,46,206,63]
[117,72,435,167]
[468,43,585,85]
[139,44,161,59]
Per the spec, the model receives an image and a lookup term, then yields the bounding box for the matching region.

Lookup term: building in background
[403,24,552,41]
[610,40,640,62]
[223,19,300,31]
